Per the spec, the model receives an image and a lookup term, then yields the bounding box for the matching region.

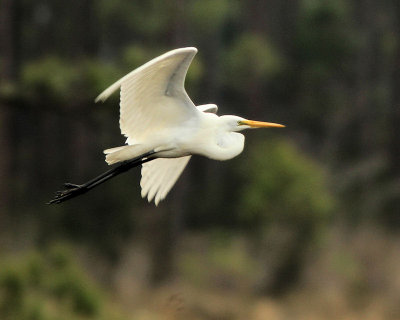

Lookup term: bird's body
[49,47,284,205]
[108,112,245,160]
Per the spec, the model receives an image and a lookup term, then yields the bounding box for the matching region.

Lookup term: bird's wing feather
[141,156,191,205]
[197,104,218,114]
[95,47,199,144]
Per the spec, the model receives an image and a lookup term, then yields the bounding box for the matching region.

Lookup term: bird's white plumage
[96,47,198,145]
[197,104,218,114]
[141,156,191,205]
[139,104,217,205]
[139,103,217,205]
[96,48,199,204]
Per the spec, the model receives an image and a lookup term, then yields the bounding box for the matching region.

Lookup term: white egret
[49,47,284,205]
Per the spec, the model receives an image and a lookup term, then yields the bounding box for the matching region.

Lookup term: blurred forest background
[0,0,399,319]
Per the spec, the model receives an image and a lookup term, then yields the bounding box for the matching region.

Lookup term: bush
[239,138,333,231]
[0,245,123,320]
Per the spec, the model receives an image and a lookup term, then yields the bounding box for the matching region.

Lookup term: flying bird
[49,47,284,205]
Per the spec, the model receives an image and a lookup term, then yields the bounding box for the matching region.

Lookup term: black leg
[47,151,156,204]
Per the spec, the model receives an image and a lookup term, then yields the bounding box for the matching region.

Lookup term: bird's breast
[186,128,245,161]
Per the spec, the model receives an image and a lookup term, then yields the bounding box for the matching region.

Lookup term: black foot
[47,183,87,204]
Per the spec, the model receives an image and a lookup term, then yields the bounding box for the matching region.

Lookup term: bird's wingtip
[170,47,197,54]
[95,83,121,103]
[95,91,108,103]
[187,47,198,54]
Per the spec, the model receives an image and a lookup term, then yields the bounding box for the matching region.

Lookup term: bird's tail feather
[104,146,127,154]
[104,144,151,165]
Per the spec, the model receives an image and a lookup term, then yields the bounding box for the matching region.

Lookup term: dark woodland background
[0,0,399,319]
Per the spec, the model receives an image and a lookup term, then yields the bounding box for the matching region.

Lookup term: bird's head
[222,115,285,132]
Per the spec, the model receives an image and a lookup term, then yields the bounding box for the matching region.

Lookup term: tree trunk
[387,1,400,226]
[0,0,19,240]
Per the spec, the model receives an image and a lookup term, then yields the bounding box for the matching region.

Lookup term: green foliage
[122,45,153,68]
[296,0,354,72]
[21,57,79,102]
[225,33,284,90]
[20,57,120,103]
[0,245,123,320]
[239,139,333,230]
[293,0,356,129]
[98,0,170,41]
[189,0,239,36]
[80,60,122,99]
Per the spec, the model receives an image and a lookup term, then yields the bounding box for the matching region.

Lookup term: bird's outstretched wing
[141,156,191,205]
[95,47,198,145]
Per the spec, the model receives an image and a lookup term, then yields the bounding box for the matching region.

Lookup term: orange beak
[240,120,285,128]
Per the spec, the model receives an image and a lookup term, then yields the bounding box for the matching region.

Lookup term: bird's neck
[207,131,245,161]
